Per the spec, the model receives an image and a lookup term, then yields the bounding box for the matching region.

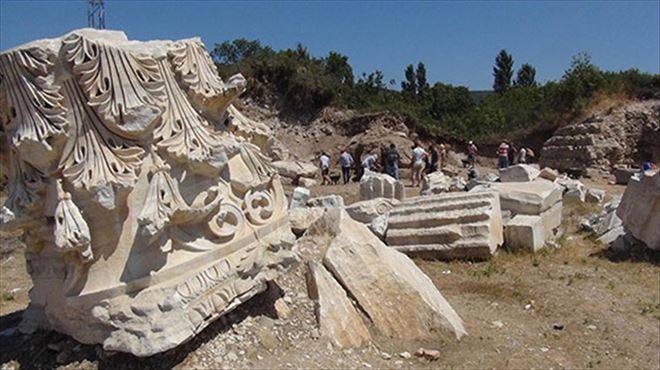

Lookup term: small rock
[540,347,549,353]
[491,320,504,328]
[399,351,412,359]
[525,304,532,310]
[362,362,372,368]
[381,352,392,360]
[226,351,239,362]
[414,348,441,361]
[552,323,564,330]
[587,325,597,330]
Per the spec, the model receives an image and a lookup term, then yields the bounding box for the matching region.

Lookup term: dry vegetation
[0,180,658,369]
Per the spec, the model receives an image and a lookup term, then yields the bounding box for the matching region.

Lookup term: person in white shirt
[411,142,427,187]
[519,147,527,164]
[337,150,354,184]
[319,152,331,185]
[361,153,378,172]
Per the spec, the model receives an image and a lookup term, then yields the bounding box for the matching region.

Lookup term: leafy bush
[212,39,659,144]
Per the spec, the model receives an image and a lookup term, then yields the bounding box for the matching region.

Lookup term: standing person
[411,142,427,187]
[426,145,439,174]
[361,152,378,173]
[497,141,510,169]
[508,142,517,165]
[518,146,527,164]
[467,141,478,166]
[384,143,401,180]
[337,149,354,184]
[319,152,331,185]
[439,143,447,169]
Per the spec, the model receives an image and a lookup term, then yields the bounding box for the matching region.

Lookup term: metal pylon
[88,0,106,29]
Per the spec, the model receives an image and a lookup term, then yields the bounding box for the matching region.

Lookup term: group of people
[317,142,447,186]
[465,140,531,170]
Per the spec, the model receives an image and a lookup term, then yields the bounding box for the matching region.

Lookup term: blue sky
[1,1,658,90]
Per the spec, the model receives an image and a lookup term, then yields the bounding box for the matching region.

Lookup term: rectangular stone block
[505,215,545,252]
[385,192,503,259]
[488,179,563,215]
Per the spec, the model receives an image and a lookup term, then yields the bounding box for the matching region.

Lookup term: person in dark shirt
[384,143,401,180]
[426,145,439,174]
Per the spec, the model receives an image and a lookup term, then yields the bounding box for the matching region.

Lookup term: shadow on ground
[591,242,660,266]
[0,283,283,370]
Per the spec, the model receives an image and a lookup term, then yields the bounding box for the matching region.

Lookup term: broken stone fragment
[359,171,405,201]
[616,171,660,250]
[499,164,540,182]
[305,261,371,348]
[316,209,467,340]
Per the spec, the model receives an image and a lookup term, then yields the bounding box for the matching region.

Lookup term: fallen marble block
[385,192,503,259]
[616,171,660,250]
[505,215,545,252]
[499,164,540,182]
[0,29,298,356]
[360,171,405,201]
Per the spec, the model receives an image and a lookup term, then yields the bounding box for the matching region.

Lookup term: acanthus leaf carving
[53,180,93,262]
[0,149,47,231]
[137,154,190,238]
[59,80,144,199]
[154,59,232,176]
[0,48,67,167]
[168,40,246,118]
[63,33,166,139]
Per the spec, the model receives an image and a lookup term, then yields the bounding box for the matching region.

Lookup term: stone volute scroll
[0,29,298,357]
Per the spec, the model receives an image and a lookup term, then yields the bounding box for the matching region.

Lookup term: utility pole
[88,0,106,29]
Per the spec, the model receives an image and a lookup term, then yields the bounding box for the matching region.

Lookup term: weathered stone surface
[369,214,389,240]
[539,167,559,181]
[288,207,325,237]
[385,192,503,259]
[616,171,660,250]
[290,187,311,209]
[298,177,317,188]
[539,202,563,239]
[481,179,563,215]
[305,261,371,348]
[345,198,398,223]
[499,164,540,182]
[586,188,605,203]
[360,171,405,201]
[505,215,545,252]
[0,29,298,356]
[308,195,345,208]
[540,100,660,173]
[614,167,638,185]
[272,160,317,180]
[318,209,467,340]
[421,172,451,195]
[565,187,586,202]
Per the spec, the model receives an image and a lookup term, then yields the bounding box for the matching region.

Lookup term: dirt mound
[540,99,660,174]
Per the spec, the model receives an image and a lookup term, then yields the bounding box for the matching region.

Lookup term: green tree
[515,63,537,87]
[554,52,604,110]
[493,49,514,93]
[324,51,354,86]
[416,62,430,97]
[401,64,417,96]
[212,38,266,64]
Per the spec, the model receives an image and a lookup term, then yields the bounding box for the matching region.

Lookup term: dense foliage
[212,39,660,143]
